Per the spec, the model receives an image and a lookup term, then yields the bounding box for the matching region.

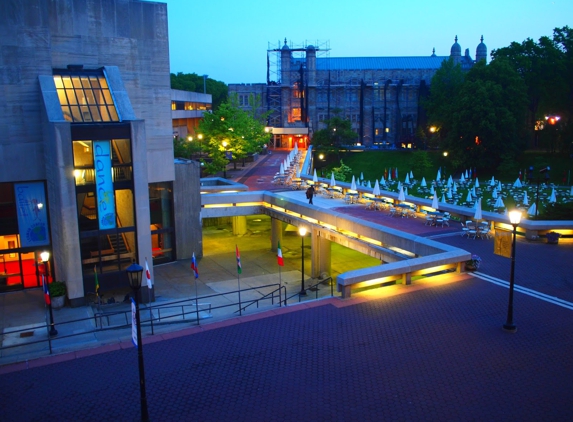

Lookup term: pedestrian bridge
[201,191,471,297]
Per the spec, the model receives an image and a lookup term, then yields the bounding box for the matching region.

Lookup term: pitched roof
[314,56,449,71]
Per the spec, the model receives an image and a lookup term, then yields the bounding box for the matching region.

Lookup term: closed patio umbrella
[452,182,457,193]
[279,163,284,175]
[430,186,435,195]
[313,169,318,182]
[405,174,410,184]
[436,169,441,181]
[549,188,557,203]
[398,186,406,201]
[420,177,427,187]
[360,172,364,181]
[513,178,522,188]
[498,181,502,191]
[527,203,536,215]
[367,180,372,189]
[475,178,480,188]
[351,175,357,191]
[410,171,414,179]
[431,194,439,210]
[330,172,336,187]
[373,180,381,196]
[380,176,386,186]
[490,176,495,187]
[523,191,529,205]
[460,173,466,183]
[473,199,483,220]
[447,187,453,199]
[494,196,505,208]
[441,193,446,203]
[466,191,473,203]
[492,188,498,199]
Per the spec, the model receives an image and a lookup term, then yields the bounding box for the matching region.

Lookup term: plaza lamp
[126,262,150,421]
[503,210,522,333]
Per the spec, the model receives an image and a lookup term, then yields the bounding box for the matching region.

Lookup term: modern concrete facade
[229,37,487,148]
[0,0,201,304]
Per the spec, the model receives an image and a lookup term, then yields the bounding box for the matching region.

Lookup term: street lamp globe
[509,210,522,226]
[40,251,50,263]
[298,227,307,237]
[126,262,144,290]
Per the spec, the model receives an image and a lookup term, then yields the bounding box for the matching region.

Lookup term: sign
[494,228,512,258]
[93,140,116,230]
[225,151,233,160]
[14,182,49,247]
[131,298,138,348]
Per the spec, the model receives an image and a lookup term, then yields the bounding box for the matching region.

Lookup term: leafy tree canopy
[312,111,358,150]
[170,72,228,110]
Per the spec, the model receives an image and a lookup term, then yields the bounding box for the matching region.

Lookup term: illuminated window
[291,108,301,122]
[53,70,119,123]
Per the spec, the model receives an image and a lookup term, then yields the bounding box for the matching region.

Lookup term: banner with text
[93,140,116,230]
[14,182,49,247]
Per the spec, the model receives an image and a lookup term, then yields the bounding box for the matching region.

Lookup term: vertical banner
[93,140,116,230]
[494,229,512,258]
[14,182,49,247]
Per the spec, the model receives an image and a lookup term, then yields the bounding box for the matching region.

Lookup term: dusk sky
[161,0,572,85]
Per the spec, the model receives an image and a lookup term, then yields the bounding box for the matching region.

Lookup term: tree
[170,72,228,110]
[197,94,270,175]
[312,112,358,150]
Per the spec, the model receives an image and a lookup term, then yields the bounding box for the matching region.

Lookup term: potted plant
[546,231,561,244]
[48,281,67,309]
[465,255,482,271]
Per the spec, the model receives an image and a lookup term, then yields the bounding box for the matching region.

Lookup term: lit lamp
[197,134,203,156]
[41,251,57,336]
[126,262,150,422]
[298,227,307,296]
[503,210,522,333]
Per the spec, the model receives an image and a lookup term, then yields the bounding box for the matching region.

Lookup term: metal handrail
[284,276,334,304]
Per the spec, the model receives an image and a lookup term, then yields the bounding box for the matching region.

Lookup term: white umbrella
[430,186,435,195]
[492,188,498,199]
[472,187,476,196]
[397,181,402,191]
[388,172,392,181]
[513,178,522,188]
[405,174,410,184]
[475,178,480,188]
[296,168,301,178]
[453,182,458,193]
[436,169,441,181]
[490,176,495,187]
[279,163,284,175]
[527,203,536,215]
[360,172,364,181]
[351,175,357,191]
[420,177,427,187]
[460,173,466,183]
[398,186,406,201]
[410,171,414,179]
[447,175,453,187]
[494,196,505,208]
[466,191,473,203]
[404,187,408,196]
[380,176,386,186]
[367,180,372,189]
[313,169,318,182]
[497,181,502,191]
[473,199,483,220]
[431,194,439,210]
[373,180,381,196]
[523,191,529,205]
[441,193,446,203]
[549,188,557,203]
[330,172,336,187]
[447,187,453,199]
[465,170,469,179]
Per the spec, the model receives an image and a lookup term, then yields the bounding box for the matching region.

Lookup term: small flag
[236,245,242,274]
[43,275,51,306]
[94,265,99,294]
[277,241,284,267]
[145,258,153,289]
[191,253,199,279]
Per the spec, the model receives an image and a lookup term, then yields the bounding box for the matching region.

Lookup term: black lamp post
[298,227,307,296]
[503,210,522,333]
[41,251,57,336]
[126,262,150,422]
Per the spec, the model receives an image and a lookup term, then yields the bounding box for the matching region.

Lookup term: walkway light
[503,210,522,333]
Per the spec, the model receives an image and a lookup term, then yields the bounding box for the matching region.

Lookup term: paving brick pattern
[1,279,573,421]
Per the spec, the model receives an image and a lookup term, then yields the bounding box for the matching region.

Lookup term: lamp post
[503,210,522,333]
[41,251,57,336]
[202,74,208,94]
[197,134,203,157]
[222,140,228,178]
[126,262,150,422]
[298,227,307,296]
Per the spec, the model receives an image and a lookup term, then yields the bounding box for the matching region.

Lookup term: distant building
[0,0,201,304]
[229,36,487,148]
[171,90,212,139]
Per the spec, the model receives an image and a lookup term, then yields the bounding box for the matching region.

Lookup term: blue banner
[14,182,49,247]
[93,140,116,230]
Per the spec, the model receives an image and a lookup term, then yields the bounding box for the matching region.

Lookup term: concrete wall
[0,0,173,184]
[174,160,202,259]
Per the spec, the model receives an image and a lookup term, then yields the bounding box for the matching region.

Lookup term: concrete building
[0,0,201,305]
[171,89,212,139]
[229,37,487,148]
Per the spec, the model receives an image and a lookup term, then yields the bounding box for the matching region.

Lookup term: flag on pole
[145,258,152,289]
[277,241,284,266]
[42,275,51,305]
[236,245,242,274]
[191,252,199,279]
[94,265,99,294]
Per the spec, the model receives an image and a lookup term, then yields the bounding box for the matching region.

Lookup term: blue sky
[161,0,572,85]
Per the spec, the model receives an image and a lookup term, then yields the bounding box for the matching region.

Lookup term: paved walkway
[1,150,572,421]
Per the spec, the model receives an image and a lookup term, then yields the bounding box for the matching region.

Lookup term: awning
[271,127,309,135]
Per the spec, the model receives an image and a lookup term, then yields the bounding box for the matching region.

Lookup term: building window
[291,108,301,122]
[149,182,175,264]
[53,70,119,123]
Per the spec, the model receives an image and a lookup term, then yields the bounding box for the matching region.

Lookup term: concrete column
[311,230,331,279]
[232,216,247,236]
[270,218,283,252]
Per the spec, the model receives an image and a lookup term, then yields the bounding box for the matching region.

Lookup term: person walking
[306,185,315,204]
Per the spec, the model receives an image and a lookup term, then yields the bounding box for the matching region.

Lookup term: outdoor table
[346,191,359,204]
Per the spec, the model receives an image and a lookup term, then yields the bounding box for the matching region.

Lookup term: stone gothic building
[229,36,487,149]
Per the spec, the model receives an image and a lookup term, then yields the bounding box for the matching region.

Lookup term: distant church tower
[476,36,487,62]
[450,36,461,65]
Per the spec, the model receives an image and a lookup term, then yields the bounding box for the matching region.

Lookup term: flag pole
[237,272,242,316]
[194,272,200,324]
[279,264,283,306]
